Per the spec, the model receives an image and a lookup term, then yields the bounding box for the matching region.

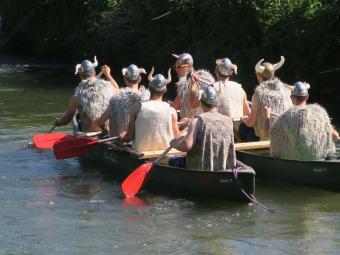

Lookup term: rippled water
[1,63,340,254]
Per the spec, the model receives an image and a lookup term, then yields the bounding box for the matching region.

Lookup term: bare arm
[188,73,201,108]
[242,90,251,116]
[332,127,339,141]
[242,92,259,127]
[102,65,119,92]
[170,118,198,152]
[55,96,79,126]
[120,102,141,143]
[171,107,181,138]
[98,110,109,133]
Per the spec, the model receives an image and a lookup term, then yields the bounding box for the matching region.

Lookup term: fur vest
[271,104,336,160]
[176,69,215,118]
[107,86,150,136]
[253,77,292,140]
[74,77,115,120]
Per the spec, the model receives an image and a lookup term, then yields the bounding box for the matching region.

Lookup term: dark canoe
[80,141,256,201]
[236,147,340,191]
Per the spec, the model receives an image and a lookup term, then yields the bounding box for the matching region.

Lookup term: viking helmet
[171,53,193,65]
[200,86,218,106]
[74,56,98,77]
[255,56,285,80]
[292,81,310,97]
[122,64,146,82]
[216,58,238,76]
[148,67,171,92]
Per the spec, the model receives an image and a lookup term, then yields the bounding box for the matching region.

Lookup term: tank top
[132,101,174,152]
[213,80,244,120]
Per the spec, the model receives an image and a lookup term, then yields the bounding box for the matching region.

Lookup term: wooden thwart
[139,148,186,159]
[139,141,270,159]
[235,140,270,150]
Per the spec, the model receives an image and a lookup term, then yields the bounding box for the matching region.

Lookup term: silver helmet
[291,81,310,97]
[148,67,171,92]
[200,86,218,106]
[122,64,146,82]
[216,58,238,76]
[171,53,193,65]
[74,56,98,77]
[255,56,285,80]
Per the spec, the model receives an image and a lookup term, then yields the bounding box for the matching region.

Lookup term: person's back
[75,77,115,132]
[187,111,235,171]
[119,67,180,152]
[267,81,337,160]
[133,100,173,152]
[108,87,148,137]
[54,57,117,132]
[215,80,244,119]
[254,78,292,140]
[271,104,336,160]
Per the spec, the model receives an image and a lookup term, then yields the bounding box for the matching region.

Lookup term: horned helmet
[122,64,146,82]
[255,56,285,81]
[200,86,218,106]
[216,58,238,76]
[74,56,98,78]
[148,67,171,92]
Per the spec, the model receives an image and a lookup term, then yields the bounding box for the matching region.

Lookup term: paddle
[121,145,174,198]
[32,132,75,149]
[53,136,118,160]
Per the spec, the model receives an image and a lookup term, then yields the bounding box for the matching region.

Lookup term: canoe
[236,146,340,191]
[79,140,256,201]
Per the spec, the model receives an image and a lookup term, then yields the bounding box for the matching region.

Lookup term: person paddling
[169,86,235,171]
[98,64,150,137]
[264,81,339,160]
[54,57,117,132]
[241,56,292,141]
[171,53,215,121]
[119,67,180,152]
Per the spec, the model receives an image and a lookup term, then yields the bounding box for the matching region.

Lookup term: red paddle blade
[53,137,99,160]
[32,133,74,149]
[121,162,154,198]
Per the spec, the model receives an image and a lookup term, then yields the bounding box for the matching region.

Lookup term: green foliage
[1,0,340,118]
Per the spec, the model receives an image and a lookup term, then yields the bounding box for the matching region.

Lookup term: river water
[1,63,340,255]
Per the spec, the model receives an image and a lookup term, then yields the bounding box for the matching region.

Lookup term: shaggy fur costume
[186,111,235,171]
[177,69,215,118]
[253,77,292,139]
[107,86,150,136]
[271,104,336,160]
[74,77,115,120]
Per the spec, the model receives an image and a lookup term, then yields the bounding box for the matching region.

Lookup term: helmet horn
[273,56,285,71]
[92,56,98,67]
[255,59,265,74]
[166,68,172,84]
[74,64,82,75]
[148,66,155,82]
[231,64,238,75]
[139,68,146,74]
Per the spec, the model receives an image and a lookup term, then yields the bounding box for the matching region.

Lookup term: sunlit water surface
[1,63,340,255]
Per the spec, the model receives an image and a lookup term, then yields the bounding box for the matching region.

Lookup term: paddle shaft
[48,125,57,133]
[153,133,188,164]
[97,136,119,143]
[153,146,174,164]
